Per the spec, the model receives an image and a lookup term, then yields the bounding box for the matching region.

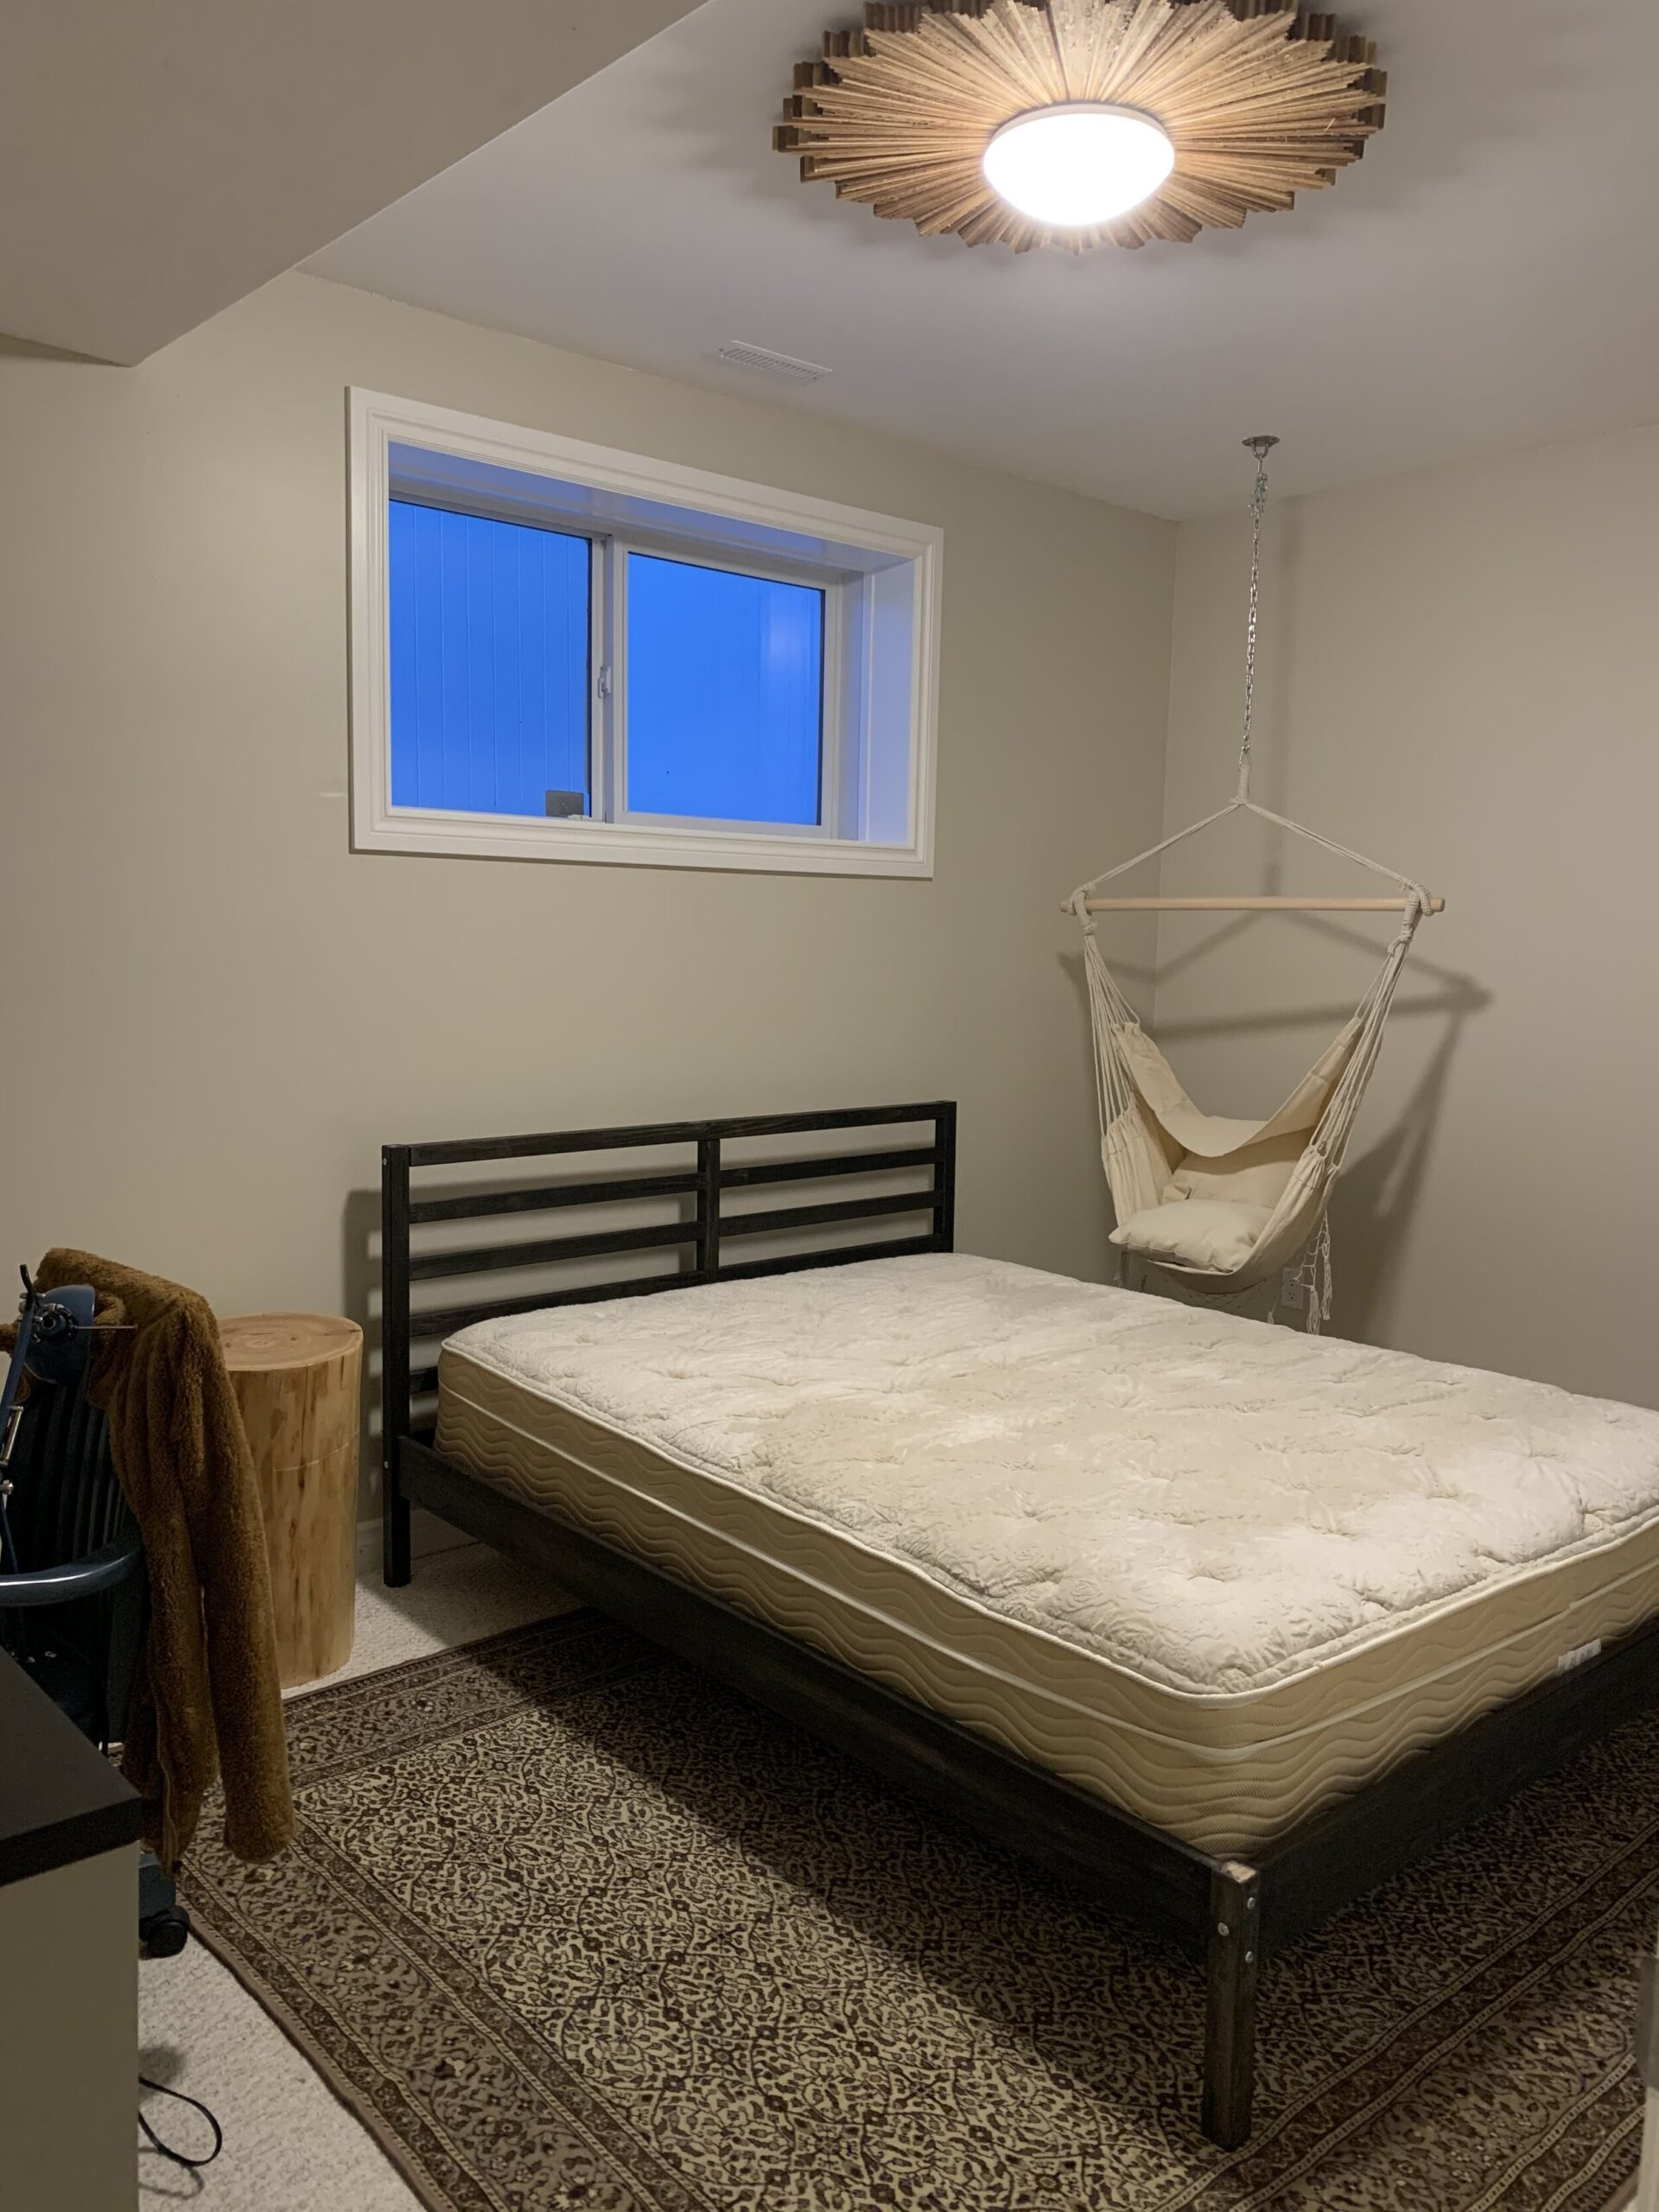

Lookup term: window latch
[596,663,613,700]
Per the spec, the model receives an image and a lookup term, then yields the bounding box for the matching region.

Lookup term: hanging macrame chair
[1066,438,1443,1325]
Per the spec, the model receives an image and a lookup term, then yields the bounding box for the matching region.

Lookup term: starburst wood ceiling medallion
[773,0,1386,252]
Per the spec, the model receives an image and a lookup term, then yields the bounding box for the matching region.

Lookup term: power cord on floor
[138,2075,224,2169]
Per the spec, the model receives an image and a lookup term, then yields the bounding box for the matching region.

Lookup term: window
[623,554,823,827]
[350,390,941,876]
[388,502,591,817]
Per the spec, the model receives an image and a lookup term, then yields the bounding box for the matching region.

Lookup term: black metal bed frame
[382,1100,1659,2147]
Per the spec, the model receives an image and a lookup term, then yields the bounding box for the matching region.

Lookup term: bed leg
[384,1464,411,1587]
[1202,1860,1261,2149]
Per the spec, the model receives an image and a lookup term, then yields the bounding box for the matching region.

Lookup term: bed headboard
[380,1100,957,1489]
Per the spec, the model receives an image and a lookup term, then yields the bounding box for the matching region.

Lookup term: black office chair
[0,1275,189,1955]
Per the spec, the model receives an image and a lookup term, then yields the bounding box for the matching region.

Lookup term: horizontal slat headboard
[380,1100,957,1530]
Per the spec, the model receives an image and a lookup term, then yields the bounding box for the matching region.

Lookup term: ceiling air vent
[715,340,831,384]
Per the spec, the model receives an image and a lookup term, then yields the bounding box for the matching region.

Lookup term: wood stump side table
[219,1313,362,1689]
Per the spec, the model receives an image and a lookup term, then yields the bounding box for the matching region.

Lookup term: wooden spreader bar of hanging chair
[1069,893,1446,912]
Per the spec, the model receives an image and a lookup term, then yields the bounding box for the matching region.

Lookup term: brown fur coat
[32,1249,294,1868]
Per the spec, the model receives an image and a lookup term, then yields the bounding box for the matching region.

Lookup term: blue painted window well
[388,499,827,830]
[625,554,825,826]
[389,500,590,817]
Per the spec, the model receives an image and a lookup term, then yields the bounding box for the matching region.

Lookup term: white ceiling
[0,0,706,364]
[308,0,1659,518]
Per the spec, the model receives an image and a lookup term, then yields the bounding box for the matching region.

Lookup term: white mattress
[435,1253,1659,1852]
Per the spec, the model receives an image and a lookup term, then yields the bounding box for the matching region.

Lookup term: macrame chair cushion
[1110,1145,1334,1289]
[1167,1132,1312,1207]
[1109,1019,1361,1209]
[1112,1197,1273,1274]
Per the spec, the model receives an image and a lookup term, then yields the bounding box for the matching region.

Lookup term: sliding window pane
[625,553,823,825]
[389,500,589,817]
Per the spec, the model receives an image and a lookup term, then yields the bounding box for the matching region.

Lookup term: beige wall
[0,273,1174,1513]
[1155,427,1659,1406]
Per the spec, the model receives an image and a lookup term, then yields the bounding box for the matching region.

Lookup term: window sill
[353,807,933,880]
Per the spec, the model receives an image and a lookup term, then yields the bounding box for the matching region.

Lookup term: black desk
[0,1647,143,1888]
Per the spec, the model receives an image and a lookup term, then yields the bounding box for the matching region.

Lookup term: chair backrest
[3,1376,135,1572]
[0,1373,143,1745]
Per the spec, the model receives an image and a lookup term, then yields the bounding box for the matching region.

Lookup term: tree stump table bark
[219,1313,362,1689]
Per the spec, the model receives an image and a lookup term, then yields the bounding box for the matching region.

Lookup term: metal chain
[1236,434,1279,799]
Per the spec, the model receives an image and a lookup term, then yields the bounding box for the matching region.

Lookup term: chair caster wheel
[140,1904,191,1959]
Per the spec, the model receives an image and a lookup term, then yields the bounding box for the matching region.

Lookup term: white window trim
[348,388,942,878]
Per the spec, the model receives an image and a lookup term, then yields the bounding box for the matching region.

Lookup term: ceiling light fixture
[982,103,1174,228]
[776,0,1386,255]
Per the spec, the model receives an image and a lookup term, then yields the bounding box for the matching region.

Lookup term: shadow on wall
[1160,912,1489,1338]
[343,1186,380,1522]
[1326,1004,1472,1344]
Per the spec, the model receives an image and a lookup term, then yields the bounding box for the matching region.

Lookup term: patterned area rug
[182,1612,1651,2211]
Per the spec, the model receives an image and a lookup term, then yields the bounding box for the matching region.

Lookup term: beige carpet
[138,1540,559,2209]
[180,1610,1653,2212]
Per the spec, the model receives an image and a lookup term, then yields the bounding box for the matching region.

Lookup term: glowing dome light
[982,102,1175,227]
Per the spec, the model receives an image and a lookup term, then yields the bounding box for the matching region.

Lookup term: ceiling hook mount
[1243,434,1281,461]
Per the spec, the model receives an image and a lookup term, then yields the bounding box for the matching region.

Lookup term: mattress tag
[1556,1640,1603,1676]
